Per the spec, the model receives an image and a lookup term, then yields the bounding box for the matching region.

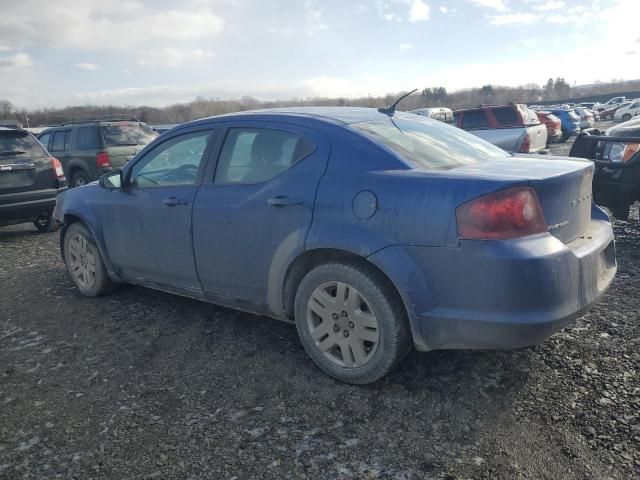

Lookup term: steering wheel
[158,164,199,183]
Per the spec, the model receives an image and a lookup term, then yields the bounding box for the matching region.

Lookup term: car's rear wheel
[559,129,569,142]
[294,262,411,384]
[63,222,116,296]
[71,170,90,188]
[622,113,632,122]
[611,203,630,221]
[33,210,59,232]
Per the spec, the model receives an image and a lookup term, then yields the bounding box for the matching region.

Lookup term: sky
[0,0,639,109]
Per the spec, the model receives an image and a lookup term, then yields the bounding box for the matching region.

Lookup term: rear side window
[492,107,520,126]
[215,128,316,184]
[0,131,48,157]
[352,114,508,171]
[461,110,489,129]
[76,126,101,150]
[101,122,157,147]
[51,131,70,152]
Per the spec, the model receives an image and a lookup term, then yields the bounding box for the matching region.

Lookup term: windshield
[101,122,157,147]
[351,114,509,170]
[0,130,48,157]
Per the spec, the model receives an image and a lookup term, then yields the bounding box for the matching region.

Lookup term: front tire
[294,262,412,384]
[33,210,59,232]
[622,113,632,122]
[63,222,116,296]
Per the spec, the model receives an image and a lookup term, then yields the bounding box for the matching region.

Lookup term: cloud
[408,0,430,22]
[469,0,508,12]
[0,1,224,51]
[533,0,565,11]
[0,45,10,52]
[489,12,540,25]
[75,62,98,71]
[0,53,33,70]
[136,48,215,68]
[399,43,413,49]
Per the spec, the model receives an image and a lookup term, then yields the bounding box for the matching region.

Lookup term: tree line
[2,78,640,127]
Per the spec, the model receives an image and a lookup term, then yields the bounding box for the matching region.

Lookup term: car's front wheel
[622,113,632,122]
[611,203,630,221]
[63,222,117,296]
[294,262,412,384]
[33,210,59,232]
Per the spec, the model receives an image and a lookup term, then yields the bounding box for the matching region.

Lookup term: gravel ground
[1,127,639,480]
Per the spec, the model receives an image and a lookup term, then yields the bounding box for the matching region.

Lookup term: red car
[536,111,562,144]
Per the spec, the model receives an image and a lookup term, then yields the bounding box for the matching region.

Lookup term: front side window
[129,130,213,188]
[351,113,508,171]
[214,128,316,184]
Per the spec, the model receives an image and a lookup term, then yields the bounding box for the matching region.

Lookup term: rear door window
[461,110,489,129]
[214,128,316,184]
[51,131,69,152]
[76,126,101,150]
[492,107,520,126]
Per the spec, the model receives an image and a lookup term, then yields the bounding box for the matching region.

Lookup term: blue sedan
[54,107,616,384]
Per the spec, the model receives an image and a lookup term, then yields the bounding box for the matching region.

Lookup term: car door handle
[267,196,303,207]
[163,197,189,207]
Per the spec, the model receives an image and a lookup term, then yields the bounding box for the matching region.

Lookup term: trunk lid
[451,156,594,243]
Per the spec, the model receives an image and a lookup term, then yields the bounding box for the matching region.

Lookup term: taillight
[456,187,547,240]
[519,133,531,153]
[96,151,111,168]
[50,157,65,179]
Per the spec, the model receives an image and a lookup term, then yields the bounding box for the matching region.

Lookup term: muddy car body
[54,107,616,383]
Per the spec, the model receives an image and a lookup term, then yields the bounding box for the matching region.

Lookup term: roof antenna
[378,89,418,116]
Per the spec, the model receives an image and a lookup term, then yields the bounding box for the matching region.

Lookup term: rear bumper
[0,187,67,224]
[368,216,616,351]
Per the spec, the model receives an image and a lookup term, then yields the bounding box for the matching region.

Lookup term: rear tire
[294,261,412,385]
[63,222,117,296]
[559,129,569,142]
[71,170,90,188]
[611,204,630,221]
[33,211,59,232]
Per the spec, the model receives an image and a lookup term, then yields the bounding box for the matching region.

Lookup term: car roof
[184,107,401,128]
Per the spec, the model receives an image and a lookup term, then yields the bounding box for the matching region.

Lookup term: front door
[100,128,216,290]
[192,122,330,308]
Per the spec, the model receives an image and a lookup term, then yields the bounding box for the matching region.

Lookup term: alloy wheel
[306,281,380,368]
[67,233,97,289]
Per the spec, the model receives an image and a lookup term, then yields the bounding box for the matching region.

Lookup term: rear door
[192,121,330,307]
[50,129,72,176]
[0,130,55,196]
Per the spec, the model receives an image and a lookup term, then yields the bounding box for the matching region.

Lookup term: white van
[410,107,455,124]
[613,100,640,122]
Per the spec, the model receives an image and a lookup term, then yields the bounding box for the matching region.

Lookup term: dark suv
[37,119,157,187]
[0,126,67,231]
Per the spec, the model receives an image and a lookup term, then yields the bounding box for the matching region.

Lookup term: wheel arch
[281,248,412,330]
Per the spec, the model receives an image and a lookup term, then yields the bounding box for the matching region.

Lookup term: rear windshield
[493,107,520,126]
[0,130,48,157]
[351,114,509,170]
[568,111,580,121]
[101,122,157,147]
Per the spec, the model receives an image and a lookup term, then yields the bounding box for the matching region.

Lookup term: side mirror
[99,170,123,190]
